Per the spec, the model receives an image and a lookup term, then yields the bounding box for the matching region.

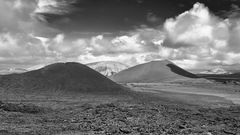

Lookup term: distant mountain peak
[87,61,129,76]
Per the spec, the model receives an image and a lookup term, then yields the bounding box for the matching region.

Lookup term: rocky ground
[0,96,240,135]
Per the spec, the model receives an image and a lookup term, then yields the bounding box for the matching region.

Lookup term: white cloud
[13,0,23,9]
[0,33,44,58]
[53,33,64,44]
[34,0,75,15]
[160,2,240,69]
[164,3,218,47]
[33,36,50,53]
[172,59,199,69]
[74,29,165,66]
[0,33,19,55]
[87,30,163,56]
[78,52,155,66]
[1,1,240,71]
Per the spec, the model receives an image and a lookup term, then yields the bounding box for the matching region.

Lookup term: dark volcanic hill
[0,62,124,94]
[111,60,198,83]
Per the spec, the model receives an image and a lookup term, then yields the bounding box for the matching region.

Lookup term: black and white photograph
[0,0,240,134]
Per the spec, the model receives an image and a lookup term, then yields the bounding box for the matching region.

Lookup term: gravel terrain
[0,92,240,135]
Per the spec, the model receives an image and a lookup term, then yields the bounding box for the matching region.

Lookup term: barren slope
[111,60,198,83]
[0,62,124,94]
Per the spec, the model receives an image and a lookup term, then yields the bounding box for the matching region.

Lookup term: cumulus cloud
[0,0,62,68]
[1,1,240,71]
[0,0,59,35]
[78,52,155,66]
[0,32,51,69]
[31,28,164,67]
[160,2,240,69]
[75,3,238,69]
[78,28,164,57]
[0,0,161,68]
[164,3,218,48]
[0,33,46,58]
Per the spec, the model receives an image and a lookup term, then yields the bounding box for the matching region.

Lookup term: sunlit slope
[111,60,198,83]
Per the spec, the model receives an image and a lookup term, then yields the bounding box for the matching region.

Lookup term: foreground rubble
[0,100,240,135]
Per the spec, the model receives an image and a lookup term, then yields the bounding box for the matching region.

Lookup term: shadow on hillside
[167,64,199,78]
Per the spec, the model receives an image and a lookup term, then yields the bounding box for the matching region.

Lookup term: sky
[1,0,240,71]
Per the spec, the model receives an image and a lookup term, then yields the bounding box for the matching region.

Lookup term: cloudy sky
[1,0,240,71]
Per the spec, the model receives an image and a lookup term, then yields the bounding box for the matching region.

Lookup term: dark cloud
[146,12,162,25]
[34,0,240,34]
[218,4,240,18]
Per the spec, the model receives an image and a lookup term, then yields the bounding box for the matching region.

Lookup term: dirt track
[127,82,240,106]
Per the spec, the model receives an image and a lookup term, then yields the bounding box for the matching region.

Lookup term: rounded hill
[0,62,124,94]
[111,60,198,83]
